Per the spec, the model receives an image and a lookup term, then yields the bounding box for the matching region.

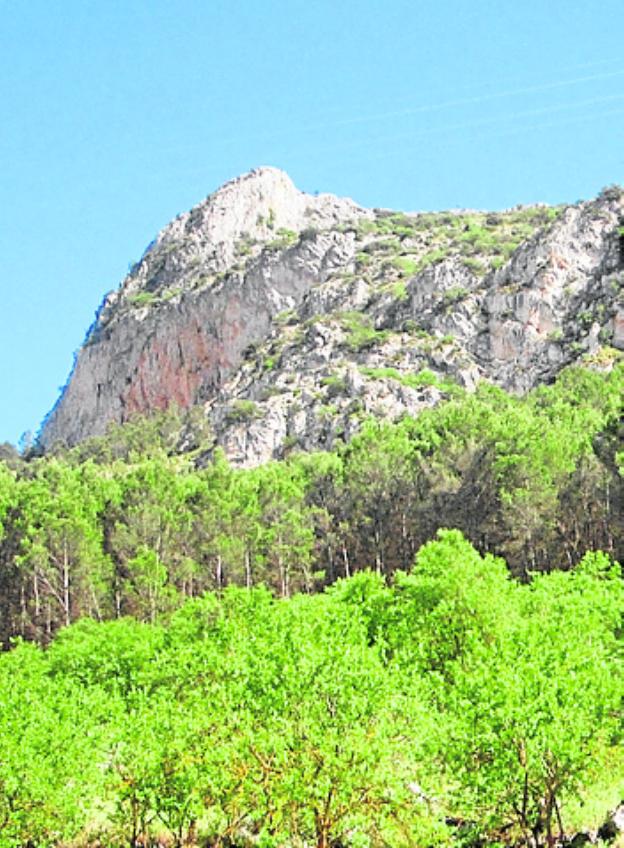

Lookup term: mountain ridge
[39,170,624,464]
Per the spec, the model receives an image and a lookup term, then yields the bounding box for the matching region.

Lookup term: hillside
[1,173,623,848]
[40,169,624,466]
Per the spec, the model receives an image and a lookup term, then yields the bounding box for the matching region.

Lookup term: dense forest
[0,533,622,847]
[0,363,622,644]
[0,363,622,847]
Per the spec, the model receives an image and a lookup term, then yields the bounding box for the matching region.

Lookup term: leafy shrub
[443,286,468,305]
[322,374,348,397]
[339,312,389,352]
[224,399,263,425]
[391,257,419,277]
[128,292,156,307]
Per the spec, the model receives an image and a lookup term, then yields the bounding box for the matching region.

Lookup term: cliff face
[39,170,624,464]
[40,168,369,447]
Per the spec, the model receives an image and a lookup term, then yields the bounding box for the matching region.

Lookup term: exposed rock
[40,168,369,447]
[475,197,624,390]
[569,831,598,847]
[613,306,624,350]
[38,171,624,465]
[597,802,624,843]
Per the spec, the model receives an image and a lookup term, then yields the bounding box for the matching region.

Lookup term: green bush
[224,399,263,425]
[128,291,156,307]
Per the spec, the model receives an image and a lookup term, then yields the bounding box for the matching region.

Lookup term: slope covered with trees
[0,531,621,847]
[1,363,623,847]
[0,363,622,644]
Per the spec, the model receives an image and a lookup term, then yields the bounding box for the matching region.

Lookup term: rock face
[40,168,369,447]
[39,170,624,465]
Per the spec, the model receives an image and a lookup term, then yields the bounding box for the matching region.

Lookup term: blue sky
[1,0,623,446]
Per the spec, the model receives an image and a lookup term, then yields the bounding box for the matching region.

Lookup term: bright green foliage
[391,256,419,276]
[265,227,298,251]
[109,455,196,619]
[360,365,458,393]
[0,531,621,846]
[338,311,390,352]
[239,594,418,847]
[351,204,561,288]
[250,460,319,594]
[0,363,621,644]
[0,641,107,847]
[438,552,624,845]
[46,616,164,696]
[14,459,116,633]
[391,529,514,673]
[225,399,263,424]
[128,291,156,307]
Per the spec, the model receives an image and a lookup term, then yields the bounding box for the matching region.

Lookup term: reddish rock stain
[121,314,244,418]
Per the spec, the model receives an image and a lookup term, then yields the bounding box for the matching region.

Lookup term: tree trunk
[342,542,350,578]
[33,571,40,618]
[245,549,252,588]
[216,554,223,590]
[62,540,71,627]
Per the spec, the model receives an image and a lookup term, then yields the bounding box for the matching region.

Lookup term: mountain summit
[39,172,624,463]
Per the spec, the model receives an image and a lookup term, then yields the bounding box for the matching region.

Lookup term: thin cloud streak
[149,64,624,158]
[315,68,624,131]
[307,93,624,157]
[331,106,624,172]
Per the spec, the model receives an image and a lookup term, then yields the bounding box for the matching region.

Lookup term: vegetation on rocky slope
[39,171,624,462]
[0,363,622,644]
[6,171,624,847]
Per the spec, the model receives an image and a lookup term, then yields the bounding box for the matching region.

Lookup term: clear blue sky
[2,0,623,446]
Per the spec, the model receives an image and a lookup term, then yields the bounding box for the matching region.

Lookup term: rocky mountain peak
[39,173,624,462]
[116,166,368,305]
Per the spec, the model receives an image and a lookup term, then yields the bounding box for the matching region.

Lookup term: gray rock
[597,802,624,843]
[38,172,624,466]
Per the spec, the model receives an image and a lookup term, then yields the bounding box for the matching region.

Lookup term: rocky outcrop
[40,168,369,447]
[39,171,624,464]
[476,194,624,390]
[198,187,624,466]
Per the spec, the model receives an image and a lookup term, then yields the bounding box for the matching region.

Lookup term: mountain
[39,168,624,464]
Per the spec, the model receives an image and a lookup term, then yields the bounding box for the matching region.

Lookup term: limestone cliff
[39,170,624,464]
[40,168,369,447]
